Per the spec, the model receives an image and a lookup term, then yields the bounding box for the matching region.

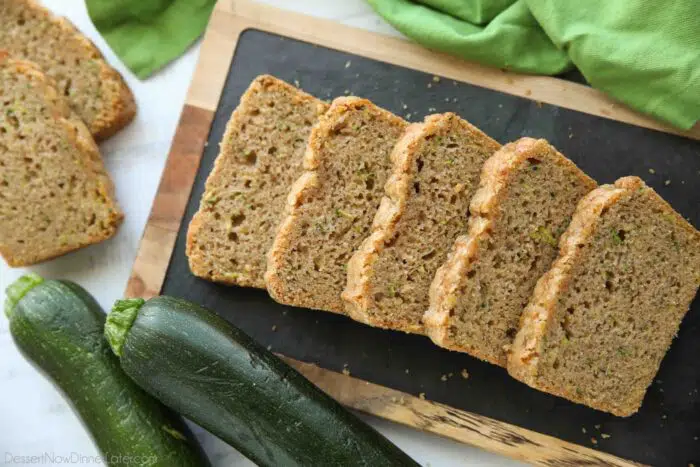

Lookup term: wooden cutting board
[125,1,700,465]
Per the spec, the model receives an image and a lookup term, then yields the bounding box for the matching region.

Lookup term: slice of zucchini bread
[342,113,501,333]
[425,138,596,365]
[0,0,136,140]
[507,176,700,416]
[0,55,123,266]
[265,97,407,313]
[187,75,328,288]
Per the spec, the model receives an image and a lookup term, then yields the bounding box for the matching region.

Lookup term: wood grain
[123,0,681,464]
[126,105,214,299]
[283,357,642,467]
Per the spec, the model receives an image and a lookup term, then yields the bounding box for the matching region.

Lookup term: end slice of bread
[342,113,500,333]
[507,176,700,416]
[265,97,407,313]
[0,54,123,266]
[186,75,328,288]
[425,138,596,365]
[0,0,136,140]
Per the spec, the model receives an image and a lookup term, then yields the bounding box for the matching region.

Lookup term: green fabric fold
[86,0,216,79]
[368,0,699,130]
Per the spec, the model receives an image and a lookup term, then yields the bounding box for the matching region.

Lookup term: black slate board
[162,29,700,466]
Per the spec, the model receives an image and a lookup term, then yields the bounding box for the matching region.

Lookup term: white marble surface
[0,1,523,465]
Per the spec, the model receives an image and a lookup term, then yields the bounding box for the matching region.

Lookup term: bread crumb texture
[0,0,136,140]
[343,113,500,333]
[265,97,407,312]
[187,75,328,288]
[425,138,596,366]
[0,54,123,266]
[507,176,700,416]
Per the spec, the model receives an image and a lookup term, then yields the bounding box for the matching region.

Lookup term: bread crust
[507,176,700,416]
[1,0,136,140]
[265,97,407,312]
[0,54,123,266]
[425,138,596,366]
[343,113,500,333]
[186,75,327,288]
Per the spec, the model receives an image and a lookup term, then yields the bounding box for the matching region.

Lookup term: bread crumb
[293,79,300,88]
[432,76,440,82]
[662,414,667,419]
[282,310,287,316]
[452,81,458,86]
[568,133,574,139]
[649,168,656,174]
[444,97,450,102]
[204,141,209,147]
[428,107,436,112]
[427,83,432,88]
[405,369,410,374]
[271,325,277,332]
[419,392,426,399]
[440,374,448,382]
[343,89,350,95]
[498,104,503,108]
[402,103,408,110]
[594,424,601,430]
[345,60,351,68]
[266,345,272,351]
[405,113,412,119]
[342,366,351,376]
[665,179,671,186]
[601,433,611,439]
[581,427,587,434]
[590,437,597,445]
[460,369,469,379]
[535,101,543,108]
[452,97,458,103]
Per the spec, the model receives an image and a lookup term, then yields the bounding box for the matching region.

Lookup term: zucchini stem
[106,298,145,357]
[4,273,44,318]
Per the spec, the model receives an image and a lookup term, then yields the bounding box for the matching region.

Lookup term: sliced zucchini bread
[425,138,596,365]
[0,54,123,266]
[342,113,501,333]
[265,97,407,313]
[0,0,136,140]
[187,75,328,288]
[507,177,700,416]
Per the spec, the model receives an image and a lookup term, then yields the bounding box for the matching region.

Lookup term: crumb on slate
[405,113,412,119]
[591,437,597,445]
[266,345,272,351]
[649,168,656,174]
[433,76,441,82]
[535,101,543,108]
[594,424,601,430]
[665,179,671,186]
[345,60,351,68]
[419,392,426,400]
[581,427,587,434]
[405,369,410,374]
[344,89,350,95]
[427,83,432,88]
[402,103,408,110]
[461,369,469,379]
[294,79,300,88]
[601,433,611,439]
[271,325,277,332]
[440,374,448,382]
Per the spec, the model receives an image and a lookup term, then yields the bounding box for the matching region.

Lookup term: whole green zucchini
[5,275,209,467]
[106,295,419,467]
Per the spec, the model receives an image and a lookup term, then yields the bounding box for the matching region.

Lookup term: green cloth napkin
[368,0,699,130]
[86,0,216,79]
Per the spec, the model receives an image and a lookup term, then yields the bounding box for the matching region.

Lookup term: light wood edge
[123,1,653,464]
[282,357,641,467]
[191,0,699,140]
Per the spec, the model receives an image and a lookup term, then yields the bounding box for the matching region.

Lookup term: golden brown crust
[265,97,407,312]
[0,54,122,266]
[1,0,136,140]
[425,138,596,366]
[507,176,699,416]
[186,75,327,288]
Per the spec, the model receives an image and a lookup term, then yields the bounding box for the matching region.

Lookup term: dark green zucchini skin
[110,295,419,467]
[6,278,208,467]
